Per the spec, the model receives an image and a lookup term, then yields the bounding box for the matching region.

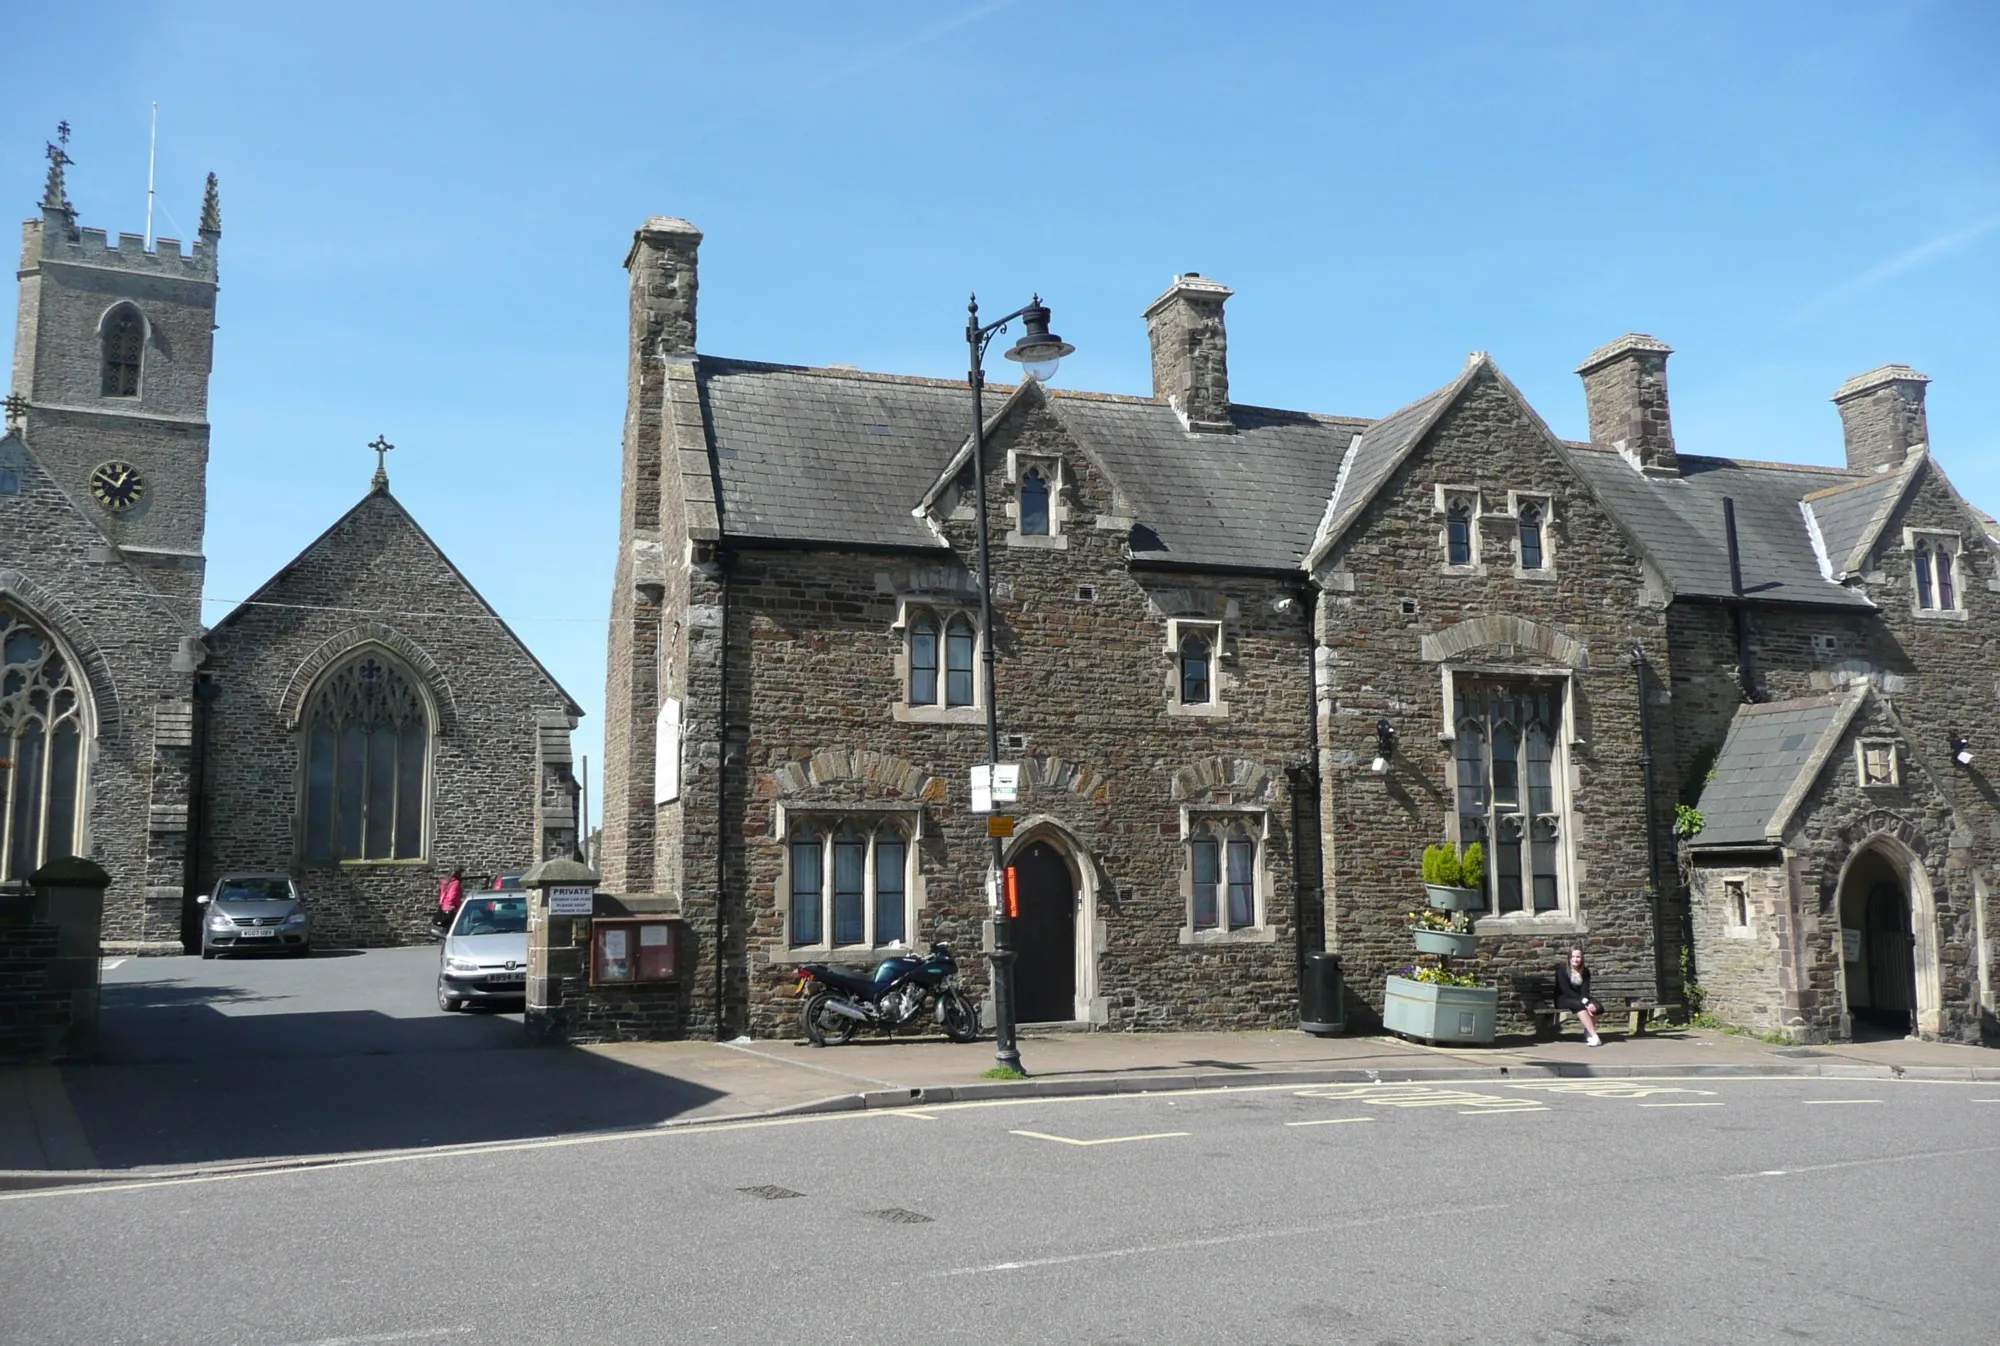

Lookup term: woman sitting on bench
[1558,947,1603,1047]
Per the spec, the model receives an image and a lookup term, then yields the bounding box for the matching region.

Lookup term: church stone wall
[198,493,576,946]
[1313,369,1667,1033]
[1685,859,1791,1036]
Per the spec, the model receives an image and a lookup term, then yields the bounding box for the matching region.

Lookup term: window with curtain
[1189,816,1260,932]
[301,652,429,863]
[1452,677,1566,915]
[1019,468,1050,535]
[787,817,912,948]
[0,604,86,882]
[102,305,144,397]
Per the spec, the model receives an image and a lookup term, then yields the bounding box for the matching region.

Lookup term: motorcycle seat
[810,966,885,998]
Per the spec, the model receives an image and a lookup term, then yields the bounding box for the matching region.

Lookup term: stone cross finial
[369,434,394,492]
[200,172,221,235]
[3,392,27,427]
[42,124,74,216]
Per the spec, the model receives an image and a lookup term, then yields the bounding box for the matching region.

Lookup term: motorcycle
[794,940,981,1047]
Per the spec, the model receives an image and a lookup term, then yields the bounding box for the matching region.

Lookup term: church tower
[11,131,220,622]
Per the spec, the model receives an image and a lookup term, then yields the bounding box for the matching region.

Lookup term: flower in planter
[1406,908,1469,933]
[1396,961,1483,989]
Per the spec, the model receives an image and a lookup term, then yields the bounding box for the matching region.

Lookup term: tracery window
[788,817,910,948]
[1446,494,1476,566]
[1912,534,1960,612]
[0,605,86,881]
[1179,631,1213,706]
[102,305,143,398]
[943,615,975,707]
[1019,468,1050,536]
[1189,816,1260,932]
[1453,677,1566,915]
[301,652,429,863]
[1517,501,1546,571]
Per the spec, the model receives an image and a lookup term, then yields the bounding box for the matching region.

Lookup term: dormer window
[1909,531,1963,614]
[1179,631,1212,705]
[102,305,143,397]
[1019,469,1050,536]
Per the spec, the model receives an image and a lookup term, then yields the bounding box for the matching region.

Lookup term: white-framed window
[785,816,913,949]
[1856,738,1899,789]
[1005,452,1069,548]
[1165,617,1227,717]
[1451,675,1570,916]
[1436,486,1483,568]
[1908,531,1962,613]
[1181,810,1269,938]
[1510,492,1552,573]
[894,602,981,723]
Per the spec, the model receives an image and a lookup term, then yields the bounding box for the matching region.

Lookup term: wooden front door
[1011,841,1076,1023]
[1865,881,1917,1024]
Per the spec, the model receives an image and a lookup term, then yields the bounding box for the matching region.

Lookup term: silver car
[198,873,311,958]
[437,894,529,1011]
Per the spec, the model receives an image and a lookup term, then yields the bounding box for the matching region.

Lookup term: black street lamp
[966,293,1075,1075]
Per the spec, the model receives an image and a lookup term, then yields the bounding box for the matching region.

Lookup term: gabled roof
[1304,360,1479,569]
[696,356,1368,572]
[209,488,582,718]
[1692,689,1868,847]
[1563,448,1872,607]
[1800,455,1924,580]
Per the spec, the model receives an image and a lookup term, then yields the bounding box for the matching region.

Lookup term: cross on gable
[2,393,27,425]
[369,434,394,492]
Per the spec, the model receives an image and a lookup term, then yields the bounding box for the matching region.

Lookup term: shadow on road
[52,978,726,1171]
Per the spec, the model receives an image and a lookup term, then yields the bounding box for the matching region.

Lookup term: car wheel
[437,984,464,1013]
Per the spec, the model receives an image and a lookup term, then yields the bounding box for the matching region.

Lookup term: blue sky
[6,1,1997,817]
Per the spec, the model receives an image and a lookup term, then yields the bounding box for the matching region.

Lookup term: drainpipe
[1290,586,1318,989]
[1722,498,1761,702]
[1629,641,1667,997]
[714,548,732,1040]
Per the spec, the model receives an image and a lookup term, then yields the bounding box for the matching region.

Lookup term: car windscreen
[216,878,293,902]
[453,899,528,936]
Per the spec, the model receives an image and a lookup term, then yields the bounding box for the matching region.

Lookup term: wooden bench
[1512,974,1682,1040]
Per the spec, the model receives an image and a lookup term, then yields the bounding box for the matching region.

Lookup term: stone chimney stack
[1831,365,1930,474]
[1143,273,1233,432]
[1577,333,1677,474]
[625,216,702,361]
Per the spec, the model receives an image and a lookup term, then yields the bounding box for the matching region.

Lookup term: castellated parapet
[22,207,219,283]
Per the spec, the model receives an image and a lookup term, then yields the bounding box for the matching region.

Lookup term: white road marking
[1457,1107,1552,1116]
[1639,1102,1725,1108]
[715,1039,902,1088]
[1506,1081,1716,1099]
[1009,1129,1189,1147]
[268,1329,473,1346]
[935,1202,1510,1277]
[892,1111,939,1121]
[1723,1144,2000,1181]
[1285,1117,1375,1127]
[1804,1099,1884,1105]
[1294,1083,1546,1113]
[98,959,127,971]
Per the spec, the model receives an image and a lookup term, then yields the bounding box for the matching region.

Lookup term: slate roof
[1692,693,1862,847]
[696,357,1368,571]
[1303,372,1468,567]
[1563,448,1872,607]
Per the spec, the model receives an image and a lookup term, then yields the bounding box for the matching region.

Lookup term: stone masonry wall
[1314,365,1668,1033]
[198,492,576,946]
[1,435,195,951]
[1685,859,1790,1035]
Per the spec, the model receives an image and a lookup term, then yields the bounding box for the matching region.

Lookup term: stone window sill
[1472,913,1583,936]
[768,945,913,966]
[893,704,984,725]
[1512,567,1557,582]
[1442,564,1489,578]
[1179,925,1278,946]
[1912,607,1968,622]
[1004,533,1069,550]
[1167,701,1230,719]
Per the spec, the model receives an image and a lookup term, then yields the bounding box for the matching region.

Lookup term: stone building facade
[600,213,1999,1045]
[0,140,578,950]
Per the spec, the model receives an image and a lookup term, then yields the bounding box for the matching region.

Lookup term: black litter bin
[1299,952,1345,1035]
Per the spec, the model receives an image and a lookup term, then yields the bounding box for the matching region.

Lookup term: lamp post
[966,293,1075,1074]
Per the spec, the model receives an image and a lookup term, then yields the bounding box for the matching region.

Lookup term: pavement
[3,947,1996,1186]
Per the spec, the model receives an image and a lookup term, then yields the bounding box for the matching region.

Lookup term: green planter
[1425,884,1485,912]
[1382,974,1498,1045]
[1410,927,1479,959]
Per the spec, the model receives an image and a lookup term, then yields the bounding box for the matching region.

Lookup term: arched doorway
[1011,839,1078,1023]
[1836,845,1931,1040]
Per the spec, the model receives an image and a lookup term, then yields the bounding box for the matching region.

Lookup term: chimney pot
[1142,273,1234,432]
[1831,365,1929,474]
[1577,333,1676,473]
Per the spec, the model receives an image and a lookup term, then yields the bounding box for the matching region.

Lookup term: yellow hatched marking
[1008,1130,1191,1147]
[1505,1081,1717,1100]
[1294,1083,1548,1114]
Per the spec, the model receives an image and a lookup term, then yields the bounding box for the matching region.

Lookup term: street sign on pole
[970,765,992,814]
[992,763,1020,804]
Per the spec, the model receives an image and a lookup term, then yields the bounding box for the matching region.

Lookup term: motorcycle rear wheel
[803,991,858,1047]
[942,990,981,1044]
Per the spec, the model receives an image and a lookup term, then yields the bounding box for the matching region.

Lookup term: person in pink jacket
[435,867,465,933]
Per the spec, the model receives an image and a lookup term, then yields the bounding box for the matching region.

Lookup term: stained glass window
[301,653,429,862]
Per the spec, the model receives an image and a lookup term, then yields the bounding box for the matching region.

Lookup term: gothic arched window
[301,652,429,863]
[1019,468,1050,536]
[909,613,940,706]
[1517,501,1546,570]
[102,305,143,398]
[1446,495,1476,566]
[0,604,86,881]
[1179,631,1213,705]
[1188,817,1258,932]
[944,615,975,707]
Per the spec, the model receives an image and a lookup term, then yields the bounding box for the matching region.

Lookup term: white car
[437,894,528,1011]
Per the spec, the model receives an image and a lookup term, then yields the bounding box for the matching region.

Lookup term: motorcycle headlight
[445,957,479,972]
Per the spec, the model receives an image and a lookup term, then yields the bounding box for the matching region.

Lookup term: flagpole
[144,103,158,249]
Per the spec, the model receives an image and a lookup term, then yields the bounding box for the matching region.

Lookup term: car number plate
[239,928,276,938]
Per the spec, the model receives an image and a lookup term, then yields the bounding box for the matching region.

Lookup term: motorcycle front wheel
[941,990,981,1044]
[803,991,858,1047]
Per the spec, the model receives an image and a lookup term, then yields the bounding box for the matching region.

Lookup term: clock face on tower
[89,461,146,513]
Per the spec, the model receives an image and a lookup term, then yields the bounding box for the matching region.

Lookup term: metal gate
[1865,881,1917,1018]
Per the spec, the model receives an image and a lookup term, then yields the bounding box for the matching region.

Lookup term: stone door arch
[1834,838,1940,1039]
[1003,818,1097,1023]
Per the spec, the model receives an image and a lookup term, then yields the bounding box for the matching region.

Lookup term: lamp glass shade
[1017,356,1061,383]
